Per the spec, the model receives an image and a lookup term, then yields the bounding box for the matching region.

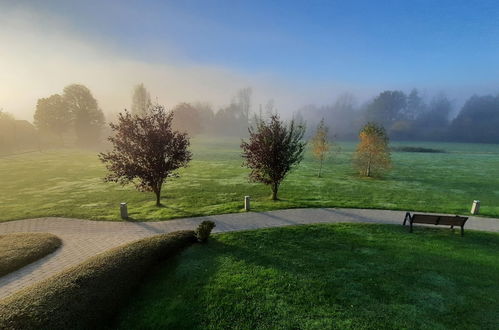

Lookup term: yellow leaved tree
[311,118,330,177]
[353,122,391,177]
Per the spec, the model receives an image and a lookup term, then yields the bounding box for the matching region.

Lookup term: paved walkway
[1,208,498,299]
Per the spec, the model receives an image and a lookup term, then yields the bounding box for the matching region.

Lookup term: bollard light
[471,200,480,215]
[120,202,128,219]
[244,196,251,211]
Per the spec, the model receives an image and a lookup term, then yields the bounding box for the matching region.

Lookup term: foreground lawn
[115,223,499,329]
[0,233,61,277]
[1,138,499,221]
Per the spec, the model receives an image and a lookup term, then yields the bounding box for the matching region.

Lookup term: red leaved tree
[99,105,191,206]
[241,114,306,200]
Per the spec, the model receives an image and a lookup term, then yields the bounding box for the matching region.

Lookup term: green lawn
[114,223,499,329]
[1,137,499,221]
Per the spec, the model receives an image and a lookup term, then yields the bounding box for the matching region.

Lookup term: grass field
[1,137,499,221]
[114,223,499,329]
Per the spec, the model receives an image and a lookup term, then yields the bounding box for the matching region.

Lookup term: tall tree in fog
[451,95,499,143]
[34,94,71,142]
[99,105,192,206]
[235,87,252,124]
[63,84,105,146]
[191,102,215,133]
[171,103,202,135]
[241,114,306,200]
[414,94,451,140]
[365,91,407,128]
[405,89,426,120]
[330,93,358,139]
[353,122,391,178]
[311,118,329,177]
[131,83,152,116]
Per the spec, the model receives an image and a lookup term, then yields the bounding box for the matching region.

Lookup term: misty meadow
[1,2,499,330]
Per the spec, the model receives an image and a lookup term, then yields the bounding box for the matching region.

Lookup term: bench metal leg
[410,221,413,233]
[450,225,454,229]
[461,225,464,236]
[403,212,411,226]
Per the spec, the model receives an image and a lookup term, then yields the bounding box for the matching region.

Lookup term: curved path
[1,208,498,299]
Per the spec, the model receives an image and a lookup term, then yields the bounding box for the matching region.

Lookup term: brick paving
[1,208,498,299]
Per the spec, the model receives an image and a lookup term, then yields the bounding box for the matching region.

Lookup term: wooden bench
[403,212,468,236]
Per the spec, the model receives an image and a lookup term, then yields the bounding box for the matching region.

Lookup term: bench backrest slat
[412,214,468,226]
[412,214,439,224]
[438,216,468,226]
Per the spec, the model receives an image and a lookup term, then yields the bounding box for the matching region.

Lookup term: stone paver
[1,208,498,299]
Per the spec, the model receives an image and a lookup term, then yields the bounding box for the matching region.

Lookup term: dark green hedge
[0,230,196,330]
[0,232,62,277]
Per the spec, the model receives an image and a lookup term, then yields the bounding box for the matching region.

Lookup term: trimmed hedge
[0,230,196,330]
[0,232,62,277]
[391,146,445,153]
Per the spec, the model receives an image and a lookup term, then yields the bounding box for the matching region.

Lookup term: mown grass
[1,137,499,221]
[114,223,499,329]
[0,233,61,277]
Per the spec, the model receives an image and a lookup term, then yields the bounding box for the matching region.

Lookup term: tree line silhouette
[2,84,499,154]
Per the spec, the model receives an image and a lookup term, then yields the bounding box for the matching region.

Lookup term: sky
[1,0,499,120]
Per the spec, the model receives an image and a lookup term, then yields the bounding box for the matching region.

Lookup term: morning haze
[1,2,499,329]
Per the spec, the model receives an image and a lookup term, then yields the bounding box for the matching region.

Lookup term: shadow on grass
[113,223,499,329]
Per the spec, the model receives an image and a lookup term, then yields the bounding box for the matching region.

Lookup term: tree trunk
[154,185,162,206]
[271,183,279,201]
[155,191,161,206]
[318,158,323,177]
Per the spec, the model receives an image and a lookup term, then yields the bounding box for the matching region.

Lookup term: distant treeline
[166,88,499,143]
[2,86,499,154]
[0,83,105,154]
[297,90,499,143]
[0,111,38,154]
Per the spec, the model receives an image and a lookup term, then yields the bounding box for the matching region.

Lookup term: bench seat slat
[438,217,467,226]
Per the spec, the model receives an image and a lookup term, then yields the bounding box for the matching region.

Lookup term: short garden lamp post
[120,202,128,219]
[471,200,480,215]
[244,196,251,211]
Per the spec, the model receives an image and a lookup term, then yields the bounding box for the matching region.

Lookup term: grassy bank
[1,138,499,221]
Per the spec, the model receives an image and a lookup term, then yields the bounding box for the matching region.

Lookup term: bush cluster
[195,220,216,243]
[0,230,196,330]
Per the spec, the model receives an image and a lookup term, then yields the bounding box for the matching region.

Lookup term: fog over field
[2,1,499,149]
[0,5,364,122]
[2,2,498,123]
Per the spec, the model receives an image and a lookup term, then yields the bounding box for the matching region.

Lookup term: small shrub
[0,230,196,330]
[195,221,216,243]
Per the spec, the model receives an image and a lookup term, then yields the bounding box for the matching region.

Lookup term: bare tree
[241,114,306,200]
[235,87,252,124]
[99,105,192,206]
[131,83,152,116]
